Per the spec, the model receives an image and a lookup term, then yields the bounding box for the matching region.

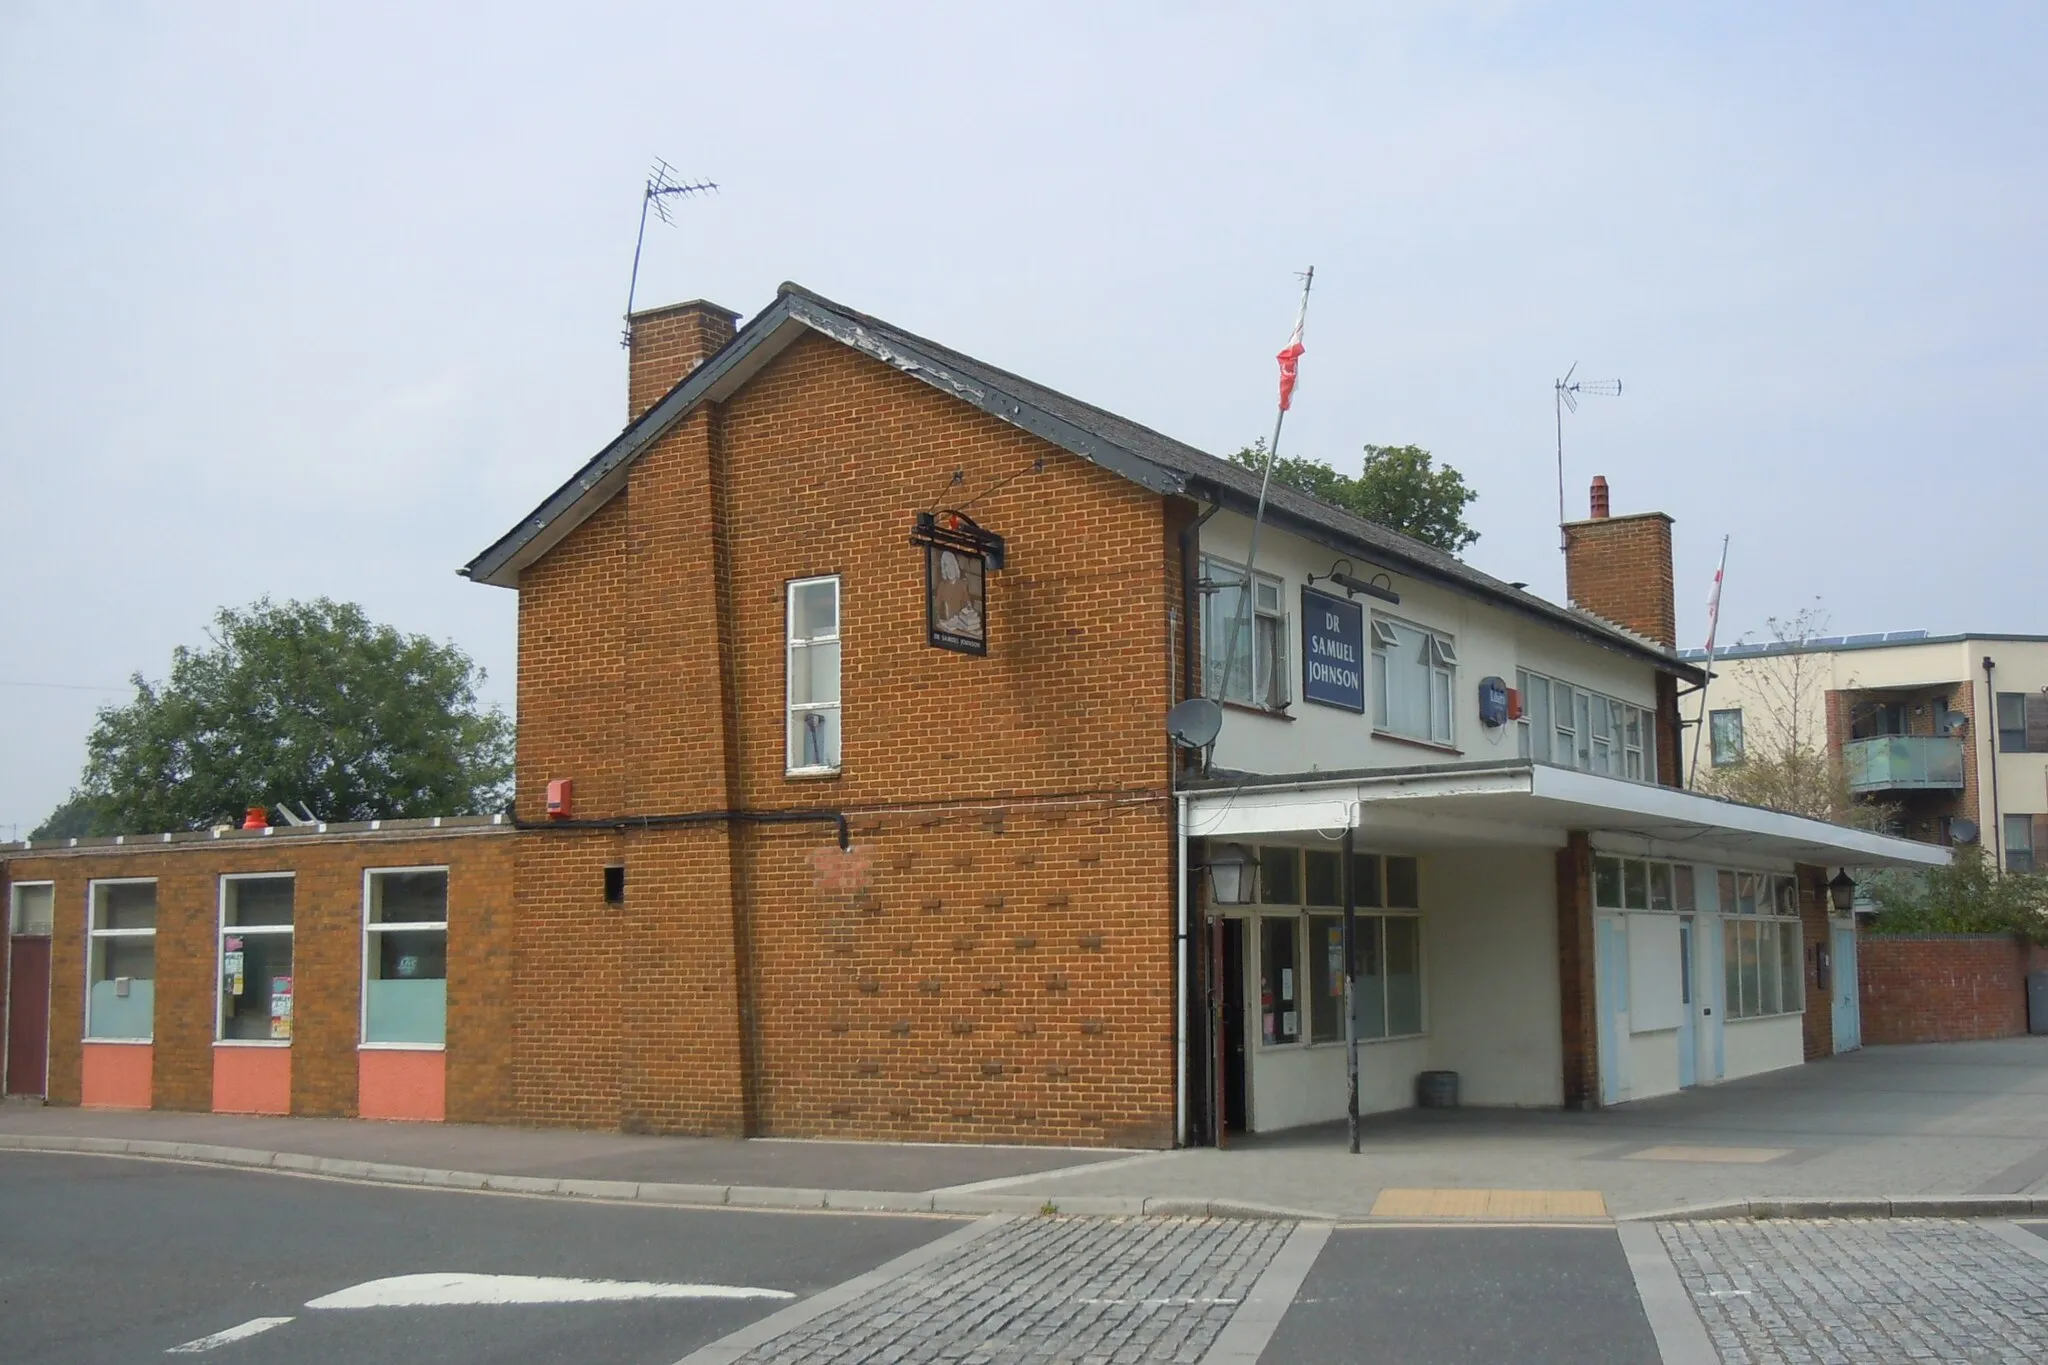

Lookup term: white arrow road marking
[165,1316,295,1353]
[306,1273,797,1310]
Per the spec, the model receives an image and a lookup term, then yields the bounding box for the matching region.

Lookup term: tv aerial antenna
[1554,362,1622,550]
[622,159,719,348]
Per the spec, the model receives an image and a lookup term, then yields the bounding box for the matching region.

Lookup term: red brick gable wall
[506,331,1179,1144]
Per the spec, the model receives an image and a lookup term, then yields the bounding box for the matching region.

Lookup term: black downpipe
[518,808,850,849]
[1984,656,2004,868]
[1177,497,1219,1145]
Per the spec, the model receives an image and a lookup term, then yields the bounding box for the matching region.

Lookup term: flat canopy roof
[1183,761,1949,870]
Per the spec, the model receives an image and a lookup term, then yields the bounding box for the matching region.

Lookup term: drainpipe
[1179,500,1220,712]
[1175,791,1190,1147]
[1984,655,2004,869]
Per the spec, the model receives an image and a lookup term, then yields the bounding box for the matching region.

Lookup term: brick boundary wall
[1858,932,2040,1045]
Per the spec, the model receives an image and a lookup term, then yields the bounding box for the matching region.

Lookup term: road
[3,1153,2046,1363]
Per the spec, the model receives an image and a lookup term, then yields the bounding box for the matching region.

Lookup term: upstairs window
[1202,558,1288,710]
[786,576,842,774]
[1372,617,1454,746]
[2005,815,2035,875]
[1710,709,1745,767]
[1998,692,2048,754]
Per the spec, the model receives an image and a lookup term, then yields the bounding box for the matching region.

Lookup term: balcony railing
[1842,735,1965,793]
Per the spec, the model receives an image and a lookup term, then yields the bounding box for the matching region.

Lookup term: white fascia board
[1184,788,1355,840]
[1530,765,1949,867]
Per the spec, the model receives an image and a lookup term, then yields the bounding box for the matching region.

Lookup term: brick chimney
[627,299,741,421]
[1563,475,1676,648]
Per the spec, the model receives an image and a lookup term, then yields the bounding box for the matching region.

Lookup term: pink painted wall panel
[212,1046,291,1115]
[358,1049,445,1122]
[80,1042,152,1108]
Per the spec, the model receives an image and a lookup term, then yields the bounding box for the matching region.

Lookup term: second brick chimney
[627,299,742,421]
[1563,475,1676,648]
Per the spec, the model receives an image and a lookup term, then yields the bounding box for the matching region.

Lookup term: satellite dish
[1950,818,1979,845]
[1166,697,1223,750]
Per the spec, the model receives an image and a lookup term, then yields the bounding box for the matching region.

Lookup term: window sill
[784,767,843,782]
[82,1036,152,1045]
[1725,1010,1805,1024]
[358,1041,447,1052]
[1373,730,1461,756]
[1221,700,1293,721]
[1263,1034,1429,1052]
[214,1039,290,1048]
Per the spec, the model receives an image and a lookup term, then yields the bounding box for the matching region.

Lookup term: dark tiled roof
[466,282,1699,677]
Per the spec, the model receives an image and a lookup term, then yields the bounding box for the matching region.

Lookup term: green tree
[32,598,512,838]
[1227,442,1480,554]
[1862,843,2048,944]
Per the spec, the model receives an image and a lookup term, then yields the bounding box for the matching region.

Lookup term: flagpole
[1689,535,1730,785]
[1214,267,1315,708]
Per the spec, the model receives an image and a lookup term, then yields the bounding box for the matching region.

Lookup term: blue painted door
[1677,917,1697,1088]
[1832,922,1861,1053]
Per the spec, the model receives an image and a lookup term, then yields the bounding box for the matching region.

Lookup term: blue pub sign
[1300,586,1366,712]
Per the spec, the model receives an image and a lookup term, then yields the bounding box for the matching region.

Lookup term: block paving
[728,1215,1291,1364]
[1660,1218,2048,1363]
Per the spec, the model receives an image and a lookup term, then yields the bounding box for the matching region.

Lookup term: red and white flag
[1703,536,1729,654]
[1275,313,1306,411]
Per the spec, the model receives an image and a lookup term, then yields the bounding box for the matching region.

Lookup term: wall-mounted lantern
[1827,869,1857,914]
[1206,842,1257,905]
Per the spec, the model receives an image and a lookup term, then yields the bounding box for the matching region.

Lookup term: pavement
[6,1037,2048,1221]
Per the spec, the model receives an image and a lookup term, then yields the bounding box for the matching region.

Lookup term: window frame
[1709,708,1746,767]
[1371,615,1456,746]
[84,878,158,1043]
[785,574,843,776]
[216,872,297,1046]
[1996,692,2031,754]
[360,865,452,1051]
[1242,848,1426,1051]
[1519,669,1656,782]
[9,881,54,938]
[1201,556,1290,711]
[2004,814,2035,874]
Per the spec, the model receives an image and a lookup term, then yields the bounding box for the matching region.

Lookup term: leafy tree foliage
[32,598,512,838]
[1862,843,2048,944]
[1227,442,1480,555]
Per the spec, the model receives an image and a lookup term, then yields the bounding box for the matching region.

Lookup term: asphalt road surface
[0,1153,952,1365]
[7,1153,2047,1363]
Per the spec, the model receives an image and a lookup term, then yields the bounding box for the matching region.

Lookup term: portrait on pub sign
[926,545,987,654]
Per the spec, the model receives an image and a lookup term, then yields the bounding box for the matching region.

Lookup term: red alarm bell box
[546,778,574,819]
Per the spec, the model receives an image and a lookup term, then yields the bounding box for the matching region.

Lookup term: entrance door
[1220,920,1248,1134]
[1677,917,1697,1089]
[1831,922,1861,1053]
[6,883,55,1097]
[1595,914,1630,1106]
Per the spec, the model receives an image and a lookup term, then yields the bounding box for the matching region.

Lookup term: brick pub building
[1,284,1948,1145]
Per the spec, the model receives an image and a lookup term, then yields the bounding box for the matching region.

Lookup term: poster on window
[1300,587,1365,712]
[223,948,245,997]
[926,546,987,655]
[269,976,294,1041]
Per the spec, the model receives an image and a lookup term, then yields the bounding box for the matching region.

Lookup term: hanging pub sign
[911,511,1005,656]
[1300,585,1366,712]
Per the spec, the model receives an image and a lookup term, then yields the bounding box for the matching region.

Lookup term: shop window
[364,869,449,1047]
[1352,853,1383,908]
[1673,865,1696,913]
[1710,709,1745,767]
[1719,874,1803,1021]
[87,880,156,1040]
[1649,862,1673,912]
[1349,914,1424,1040]
[1372,617,1454,745]
[219,875,295,1042]
[786,575,842,774]
[1303,850,1341,908]
[1623,859,1649,910]
[1259,917,1299,1045]
[1202,558,1289,710]
[1307,915,1346,1043]
[1595,856,1623,910]
[1386,856,1420,909]
[1258,846,1299,906]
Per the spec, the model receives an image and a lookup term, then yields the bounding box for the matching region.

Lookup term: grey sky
[4,2,2043,836]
